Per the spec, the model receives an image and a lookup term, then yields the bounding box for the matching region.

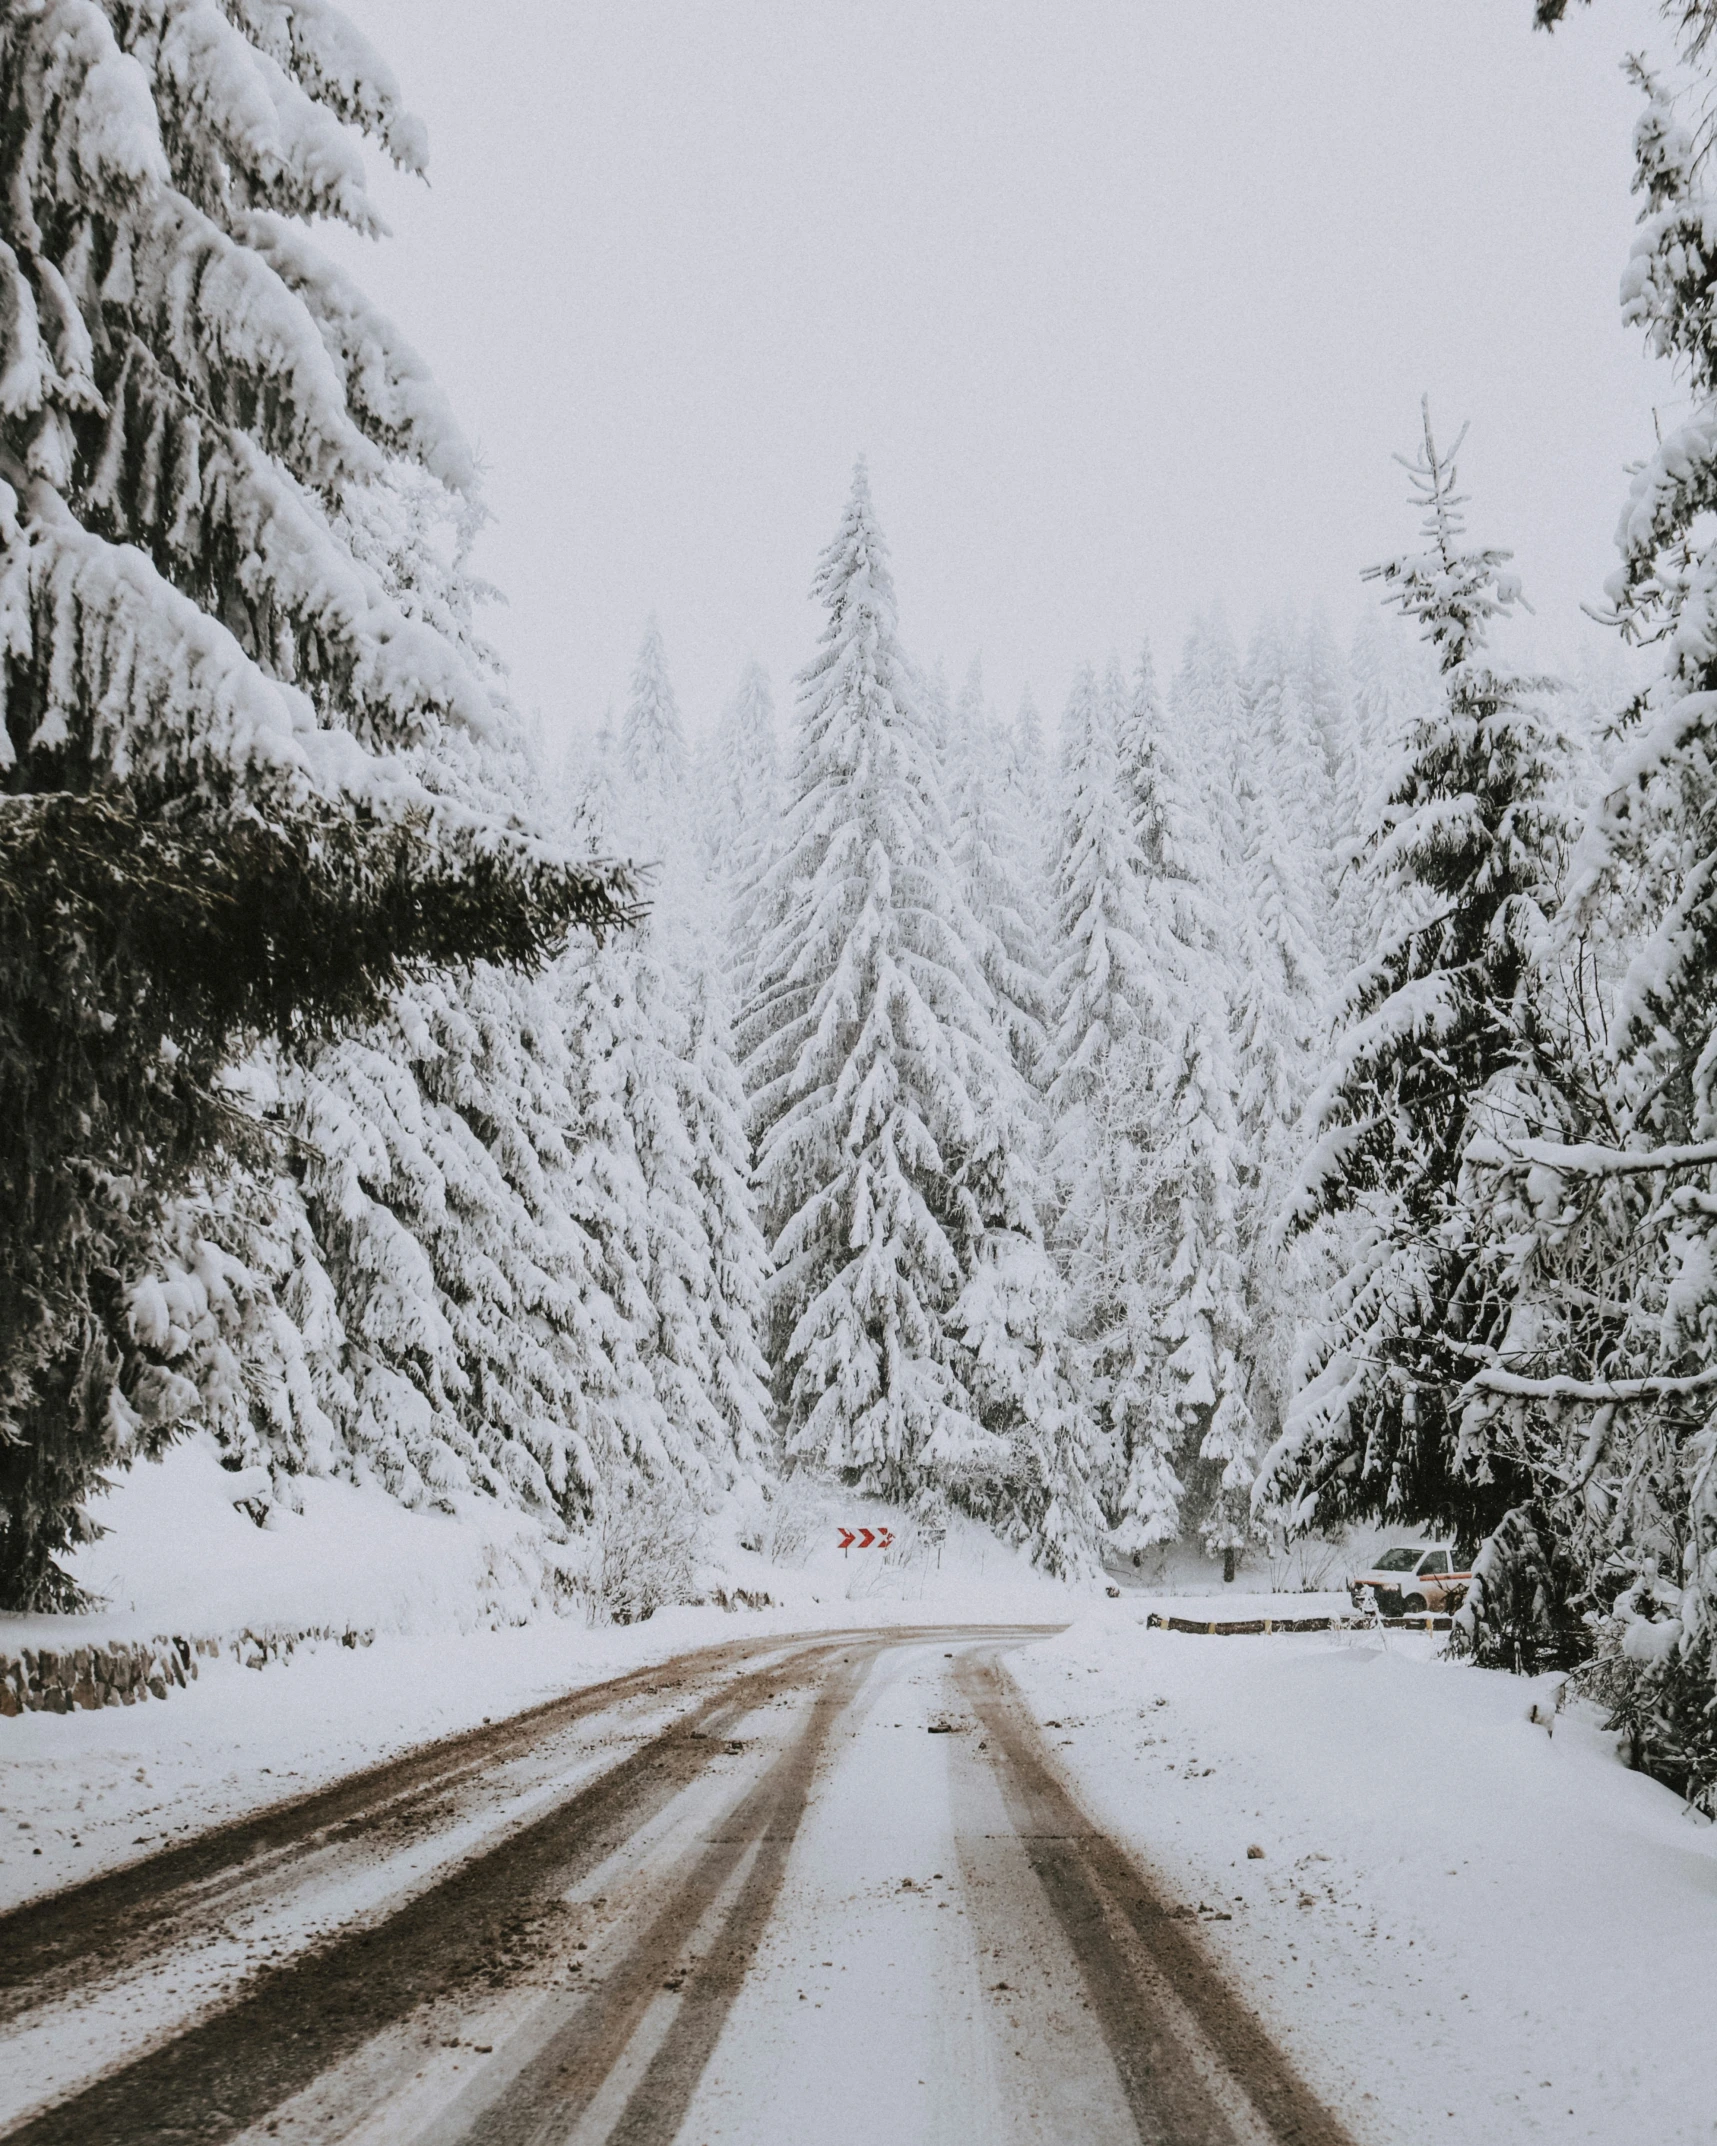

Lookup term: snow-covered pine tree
[950,667,1052,1095]
[1132,644,1255,1558]
[1241,620,1339,957]
[704,658,779,881]
[920,659,954,780]
[679,953,774,1473]
[1049,665,1154,1139]
[1167,618,1248,898]
[1015,684,1047,788]
[1259,403,1566,1570]
[950,1227,1104,1577]
[739,464,1008,1504]
[1295,611,1354,839]
[555,915,697,1490]
[1221,651,1330,1496]
[1335,609,1428,975]
[1444,32,1717,1797]
[1006,679,1050,855]
[0,2,626,1606]
[950,657,988,789]
[1225,668,1328,1146]
[1046,661,1175,1550]
[285,951,652,1533]
[584,626,774,1506]
[621,616,688,796]
[706,658,786,1039]
[935,657,1090,1564]
[616,920,743,1492]
[222,473,661,1567]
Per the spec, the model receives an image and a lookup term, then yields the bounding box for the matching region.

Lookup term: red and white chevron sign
[837,1526,894,1550]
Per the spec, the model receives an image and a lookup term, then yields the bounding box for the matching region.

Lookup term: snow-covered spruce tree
[573,627,773,1505]
[1008,683,1055,886]
[950,1225,1105,1577]
[614,925,745,1494]
[1132,643,1254,1559]
[949,662,1052,1095]
[704,657,779,885]
[0,4,627,1608]
[936,659,1092,1566]
[1046,661,1175,1550]
[738,465,1012,1506]
[627,797,773,1494]
[1165,617,1248,904]
[679,951,774,1474]
[284,949,656,1535]
[208,471,653,1552]
[621,615,688,795]
[554,907,692,1490]
[1336,608,1433,976]
[1258,404,1566,1577]
[1221,645,1330,1502]
[920,658,954,778]
[1226,649,1328,1152]
[948,656,988,791]
[1445,32,1717,1794]
[1015,683,1047,789]
[1296,611,1354,843]
[1241,620,1340,957]
[706,657,783,1025]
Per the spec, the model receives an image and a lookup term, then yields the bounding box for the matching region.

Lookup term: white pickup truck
[1349,1543,1472,1617]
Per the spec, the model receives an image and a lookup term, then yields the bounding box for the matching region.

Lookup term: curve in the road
[0,1640,857,2146]
[2,1625,1362,2146]
[0,1631,801,2018]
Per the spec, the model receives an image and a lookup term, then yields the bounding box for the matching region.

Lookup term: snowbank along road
[0,1627,1357,2145]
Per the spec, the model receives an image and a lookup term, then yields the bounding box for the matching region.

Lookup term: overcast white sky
[329,0,1670,742]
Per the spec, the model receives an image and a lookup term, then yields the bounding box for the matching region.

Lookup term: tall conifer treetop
[739,463,1005,1498]
[621,615,687,795]
[1289,403,1562,1235]
[1262,407,1564,1549]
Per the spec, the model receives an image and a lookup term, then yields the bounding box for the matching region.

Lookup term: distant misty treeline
[565,467,1620,1599]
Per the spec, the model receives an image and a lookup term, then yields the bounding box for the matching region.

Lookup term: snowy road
[0,1629,1354,2146]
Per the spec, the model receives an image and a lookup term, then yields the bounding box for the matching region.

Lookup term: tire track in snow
[0,1633,803,2023]
[0,1640,857,2145]
[415,1641,883,2146]
[958,1649,1360,2146]
[4,1627,1364,2146]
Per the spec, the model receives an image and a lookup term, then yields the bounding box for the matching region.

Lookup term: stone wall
[0,1626,375,1715]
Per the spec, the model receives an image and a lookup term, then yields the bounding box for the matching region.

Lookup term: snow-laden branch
[1465,1133,1717,1179]
[1463,1364,1717,1403]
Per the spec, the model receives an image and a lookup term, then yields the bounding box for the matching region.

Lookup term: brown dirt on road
[960,1650,1360,2146]
[414,1644,882,2146]
[0,1640,856,2146]
[0,1631,807,2020]
[3,1627,1364,2146]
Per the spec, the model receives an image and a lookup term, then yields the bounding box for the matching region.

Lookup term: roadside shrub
[590,1482,701,1624]
[740,1473,830,1568]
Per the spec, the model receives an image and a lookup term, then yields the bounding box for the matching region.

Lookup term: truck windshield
[1374,1547,1423,1572]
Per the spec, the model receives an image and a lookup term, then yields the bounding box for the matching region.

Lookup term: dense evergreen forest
[3,0,1716,1813]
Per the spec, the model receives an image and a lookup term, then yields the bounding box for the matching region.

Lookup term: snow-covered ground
[8,1438,598,1648]
[1013,1611,1717,2145]
[7,1458,1714,2141]
[7,1436,1094,1655]
[0,1440,1080,1913]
